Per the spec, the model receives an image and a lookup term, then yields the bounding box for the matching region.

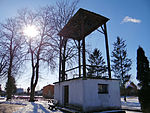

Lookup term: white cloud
[121,16,141,24]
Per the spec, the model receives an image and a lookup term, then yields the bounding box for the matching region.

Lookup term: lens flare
[23,25,38,37]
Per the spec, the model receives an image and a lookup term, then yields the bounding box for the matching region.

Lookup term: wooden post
[81,18,86,79]
[62,39,67,81]
[59,36,62,82]
[82,37,86,79]
[78,40,81,78]
[104,23,111,78]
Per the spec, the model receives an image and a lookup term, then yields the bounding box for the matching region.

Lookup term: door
[64,85,69,105]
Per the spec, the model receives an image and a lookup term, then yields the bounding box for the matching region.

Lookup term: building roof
[43,84,54,97]
[54,77,120,84]
[43,84,54,89]
[58,8,109,40]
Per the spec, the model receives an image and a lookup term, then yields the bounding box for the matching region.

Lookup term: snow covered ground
[0,96,141,113]
[121,96,141,111]
[0,98,63,113]
[14,101,62,113]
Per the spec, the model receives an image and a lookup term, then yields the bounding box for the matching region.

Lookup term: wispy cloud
[121,16,141,24]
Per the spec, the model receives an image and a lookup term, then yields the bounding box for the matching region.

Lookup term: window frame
[98,84,108,94]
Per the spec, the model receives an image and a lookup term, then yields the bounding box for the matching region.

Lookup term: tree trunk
[6,75,12,100]
[6,56,13,100]
[29,65,35,102]
[120,55,127,102]
[29,46,40,102]
[29,85,35,102]
[29,49,36,102]
[6,39,13,100]
[29,64,39,102]
[123,85,127,102]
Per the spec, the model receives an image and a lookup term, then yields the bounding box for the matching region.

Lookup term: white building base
[54,78,121,112]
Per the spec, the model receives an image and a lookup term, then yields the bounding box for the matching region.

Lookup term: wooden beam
[82,37,86,79]
[81,19,86,79]
[103,23,111,78]
[59,36,62,82]
[78,40,81,77]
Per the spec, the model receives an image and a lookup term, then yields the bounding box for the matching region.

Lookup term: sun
[23,25,38,38]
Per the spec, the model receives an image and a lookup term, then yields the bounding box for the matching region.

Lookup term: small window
[98,84,108,94]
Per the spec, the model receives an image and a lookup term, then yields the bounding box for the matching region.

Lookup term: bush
[138,86,150,113]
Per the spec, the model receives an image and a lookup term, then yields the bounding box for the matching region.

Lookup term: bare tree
[0,18,25,100]
[50,0,79,81]
[17,8,57,102]
[13,0,79,101]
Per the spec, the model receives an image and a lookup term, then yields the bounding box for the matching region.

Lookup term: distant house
[35,90,43,96]
[126,82,138,96]
[121,81,138,96]
[42,84,54,99]
[16,88,24,94]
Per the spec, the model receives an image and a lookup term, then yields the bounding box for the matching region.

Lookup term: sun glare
[23,25,38,38]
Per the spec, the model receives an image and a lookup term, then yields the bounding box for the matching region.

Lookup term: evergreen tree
[111,37,132,101]
[87,48,107,77]
[5,76,16,100]
[137,46,149,86]
[137,46,150,112]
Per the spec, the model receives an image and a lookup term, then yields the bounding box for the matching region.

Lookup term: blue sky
[0,0,150,90]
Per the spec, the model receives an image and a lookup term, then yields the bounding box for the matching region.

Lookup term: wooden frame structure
[58,8,111,81]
